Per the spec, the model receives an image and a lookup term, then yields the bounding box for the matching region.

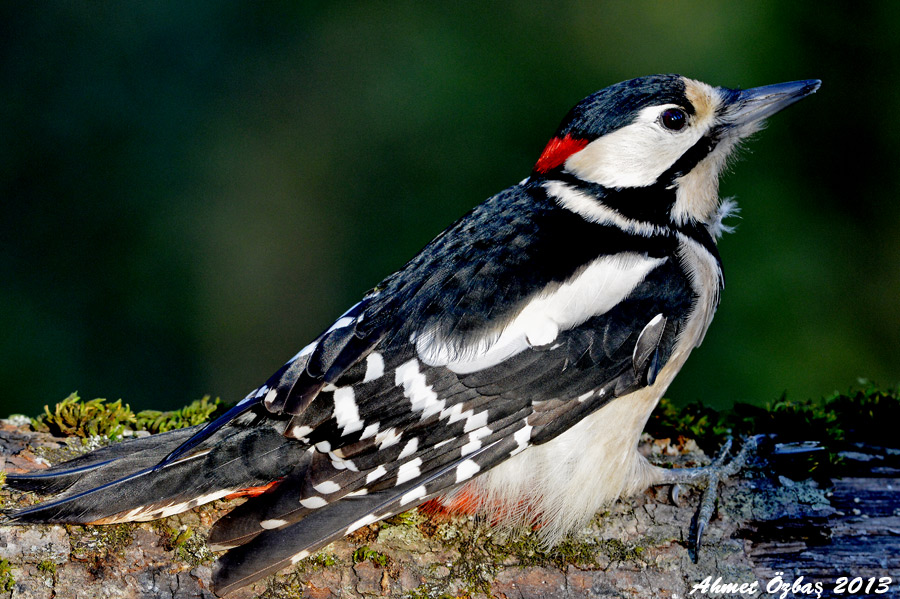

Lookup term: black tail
[5,418,310,525]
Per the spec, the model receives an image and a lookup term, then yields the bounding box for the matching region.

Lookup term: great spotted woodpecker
[5,74,820,595]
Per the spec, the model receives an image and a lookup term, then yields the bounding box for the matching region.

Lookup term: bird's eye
[660,108,687,131]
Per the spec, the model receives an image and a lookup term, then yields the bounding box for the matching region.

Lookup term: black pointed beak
[724,79,821,128]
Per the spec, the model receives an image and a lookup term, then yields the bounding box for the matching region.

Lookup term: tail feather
[5,423,311,525]
[4,426,202,495]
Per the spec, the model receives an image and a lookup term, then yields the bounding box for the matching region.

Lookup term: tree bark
[1,421,898,599]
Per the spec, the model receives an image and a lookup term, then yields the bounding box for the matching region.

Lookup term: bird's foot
[655,435,759,562]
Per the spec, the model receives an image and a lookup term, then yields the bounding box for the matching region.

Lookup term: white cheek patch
[564,104,706,188]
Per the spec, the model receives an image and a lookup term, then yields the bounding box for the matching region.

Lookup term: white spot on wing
[332,458,358,472]
[439,403,463,422]
[260,518,288,529]
[400,485,427,505]
[398,437,419,460]
[366,465,387,484]
[346,514,378,534]
[363,352,385,383]
[290,550,311,565]
[396,458,423,485]
[513,425,533,453]
[463,410,489,434]
[289,424,313,440]
[375,427,401,449]
[333,387,364,435]
[300,496,328,509]
[104,489,237,523]
[395,359,444,418]
[313,480,341,494]
[263,388,279,409]
[455,459,481,483]
[461,428,491,456]
[360,422,380,440]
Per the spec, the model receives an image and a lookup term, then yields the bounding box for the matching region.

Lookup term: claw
[690,518,706,563]
[670,483,682,506]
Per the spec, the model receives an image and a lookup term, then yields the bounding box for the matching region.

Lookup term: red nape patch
[225,479,282,500]
[533,133,589,173]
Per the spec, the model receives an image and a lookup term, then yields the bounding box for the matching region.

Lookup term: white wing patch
[416,253,665,373]
[375,427,401,450]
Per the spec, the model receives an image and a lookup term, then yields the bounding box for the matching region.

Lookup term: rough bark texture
[1,420,898,599]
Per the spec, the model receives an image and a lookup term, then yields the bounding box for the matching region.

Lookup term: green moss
[596,538,646,562]
[404,585,459,599]
[29,393,224,439]
[0,559,13,593]
[352,545,389,567]
[31,392,135,439]
[308,553,338,568]
[68,523,136,562]
[153,523,214,567]
[134,395,222,434]
[36,559,56,576]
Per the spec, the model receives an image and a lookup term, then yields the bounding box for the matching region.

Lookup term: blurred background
[1,2,897,416]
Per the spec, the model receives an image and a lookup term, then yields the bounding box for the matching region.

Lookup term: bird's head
[533,75,820,232]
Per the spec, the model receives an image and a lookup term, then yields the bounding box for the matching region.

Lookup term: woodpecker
[4,75,820,596]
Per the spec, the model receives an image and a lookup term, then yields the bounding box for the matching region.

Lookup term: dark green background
[2,2,898,416]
